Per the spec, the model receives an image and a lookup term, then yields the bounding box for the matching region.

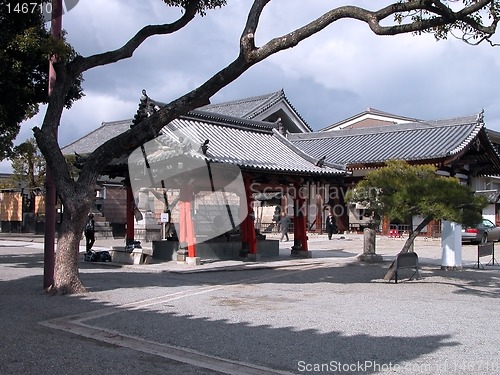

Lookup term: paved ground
[0,232,499,374]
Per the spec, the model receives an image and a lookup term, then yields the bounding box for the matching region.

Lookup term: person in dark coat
[84,213,95,252]
[279,212,291,242]
[325,211,337,240]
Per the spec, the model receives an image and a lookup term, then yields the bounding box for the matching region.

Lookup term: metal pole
[43,0,63,289]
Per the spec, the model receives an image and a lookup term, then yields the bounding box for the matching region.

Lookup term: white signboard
[160,212,170,223]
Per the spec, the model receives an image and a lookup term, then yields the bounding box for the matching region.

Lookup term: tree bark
[52,227,86,294]
[47,185,95,294]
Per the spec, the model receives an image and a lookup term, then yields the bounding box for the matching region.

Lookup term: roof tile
[290,115,482,165]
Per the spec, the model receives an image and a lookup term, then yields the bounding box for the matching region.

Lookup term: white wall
[483,204,496,224]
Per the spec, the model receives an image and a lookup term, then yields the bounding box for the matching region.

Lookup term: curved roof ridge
[447,120,483,156]
[272,129,345,171]
[185,109,275,133]
[162,116,344,175]
[61,119,133,155]
[243,90,284,118]
[290,112,486,167]
[199,89,313,132]
[280,90,312,132]
[199,90,283,118]
[290,113,480,141]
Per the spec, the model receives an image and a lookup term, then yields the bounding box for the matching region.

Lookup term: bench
[393,252,421,283]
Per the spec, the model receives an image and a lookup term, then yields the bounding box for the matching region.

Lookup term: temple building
[62,90,344,262]
[290,109,500,235]
[56,90,500,261]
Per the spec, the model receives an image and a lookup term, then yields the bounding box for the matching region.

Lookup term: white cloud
[18,93,137,150]
[0,159,12,174]
[58,93,137,147]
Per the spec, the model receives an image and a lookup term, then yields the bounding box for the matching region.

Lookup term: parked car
[461,219,500,244]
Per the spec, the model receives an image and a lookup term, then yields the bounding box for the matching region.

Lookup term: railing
[256,221,295,233]
[388,223,441,238]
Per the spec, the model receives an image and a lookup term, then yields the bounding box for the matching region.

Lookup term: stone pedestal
[132,248,152,265]
[177,247,188,263]
[356,252,383,263]
[134,189,161,242]
[186,256,201,266]
[291,248,312,258]
[134,212,161,242]
[246,253,261,262]
[109,246,152,265]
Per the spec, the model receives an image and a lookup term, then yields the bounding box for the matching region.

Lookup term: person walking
[279,211,291,242]
[84,213,95,252]
[325,211,337,240]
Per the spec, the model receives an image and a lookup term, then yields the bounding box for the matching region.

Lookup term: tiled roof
[475,190,500,203]
[62,111,343,176]
[290,114,485,166]
[158,111,343,175]
[200,89,313,131]
[199,90,282,118]
[61,119,132,155]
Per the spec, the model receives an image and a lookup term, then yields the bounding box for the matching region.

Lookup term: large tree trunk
[52,223,86,294]
[383,216,432,281]
[49,185,95,294]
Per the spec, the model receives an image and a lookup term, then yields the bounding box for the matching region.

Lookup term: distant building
[320,107,420,132]
[290,110,500,233]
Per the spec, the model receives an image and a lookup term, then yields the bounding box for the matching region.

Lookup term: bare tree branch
[240,0,270,56]
[69,0,200,75]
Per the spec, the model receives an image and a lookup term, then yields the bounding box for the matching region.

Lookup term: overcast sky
[2,0,500,172]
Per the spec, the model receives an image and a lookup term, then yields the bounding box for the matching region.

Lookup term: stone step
[94,222,111,228]
[95,228,113,238]
[91,213,114,238]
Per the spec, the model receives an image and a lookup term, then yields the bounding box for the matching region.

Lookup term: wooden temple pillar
[291,183,311,258]
[280,194,287,215]
[125,180,135,244]
[315,187,323,234]
[336,185,349,234]
[241,176,258,260]
[382,216,390,236]
[177,184,199,265]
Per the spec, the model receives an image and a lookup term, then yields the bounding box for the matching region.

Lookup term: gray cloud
[4,0,500,174]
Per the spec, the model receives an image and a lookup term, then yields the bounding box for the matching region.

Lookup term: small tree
[346,160,487,254]
[9,138,45,213]
[10,138,46,190]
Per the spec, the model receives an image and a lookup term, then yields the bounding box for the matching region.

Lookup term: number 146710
[5,2,52,15]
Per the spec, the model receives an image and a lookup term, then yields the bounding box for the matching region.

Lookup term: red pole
[185,200,196,258]
[293,184,308,251]
[43,0,63,289]
[179,186,196,257]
